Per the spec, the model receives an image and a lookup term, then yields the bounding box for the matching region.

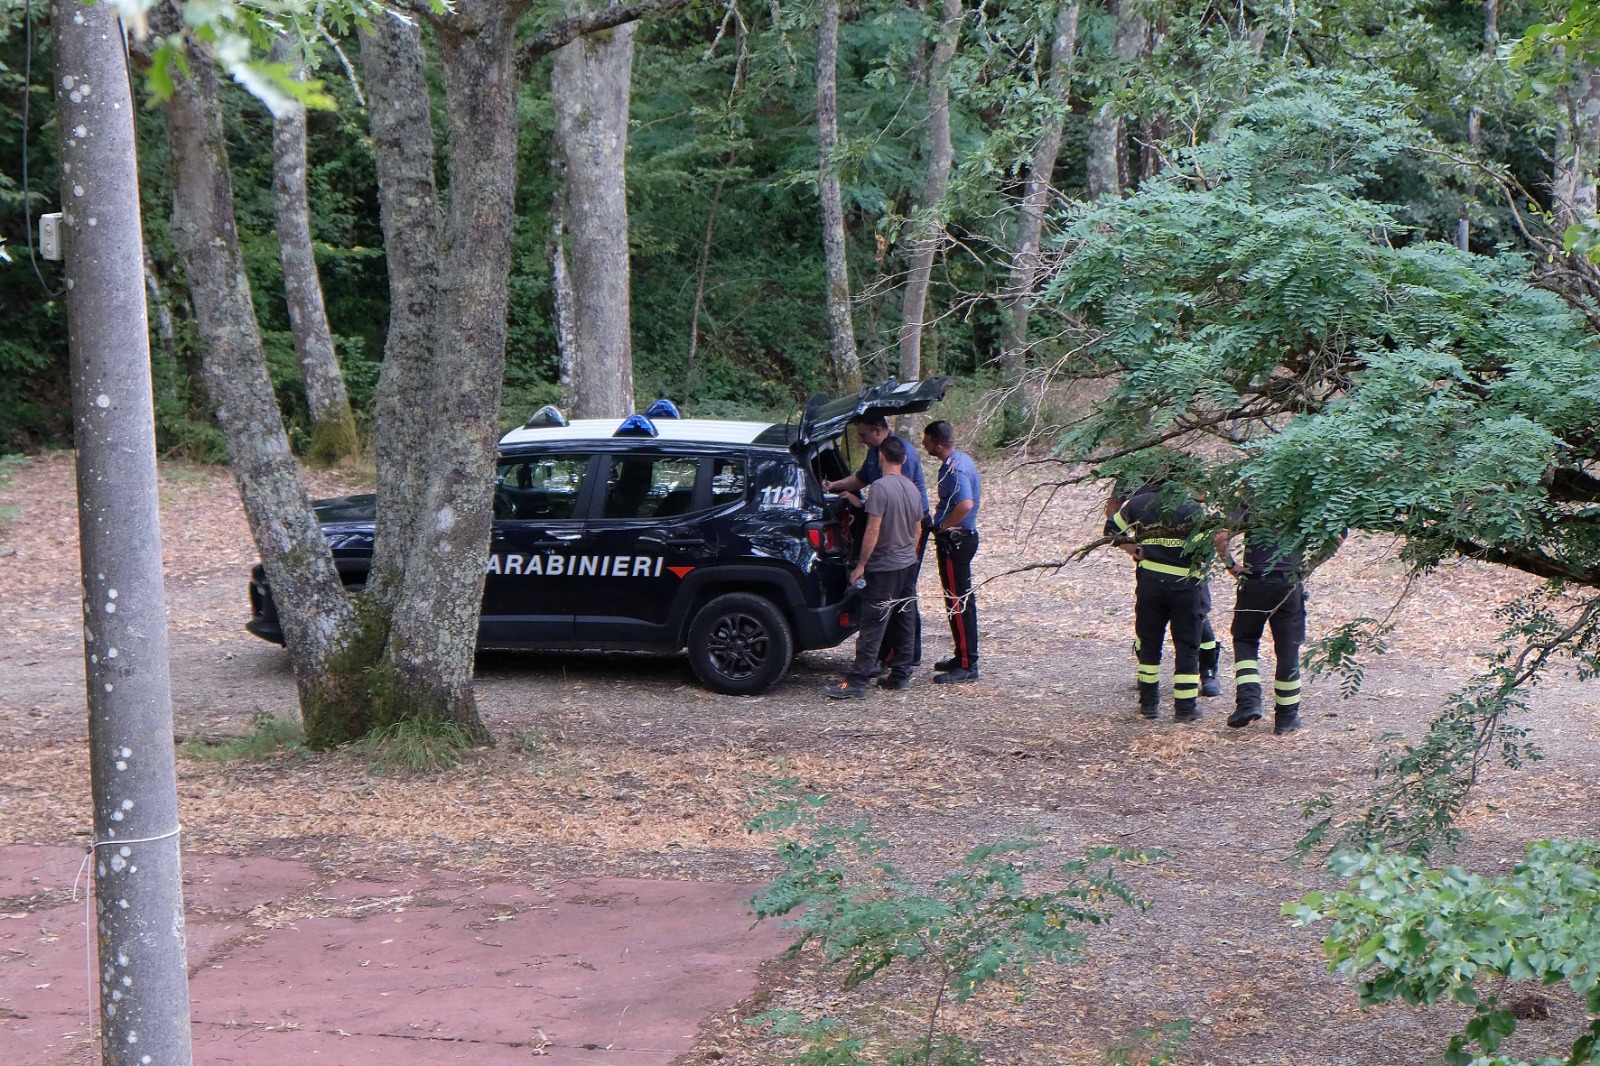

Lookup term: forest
[5,0,1600,1061]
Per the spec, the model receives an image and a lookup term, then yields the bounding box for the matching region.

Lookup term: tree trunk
[367,8,522,740]
[355,5,526,745]
[1086,0,1147,200]
[160,32,364,737]
[547,169,579,406]
[999,0,1079,388]
[54,2,195,1060]
[1554,56,1600,232]
[552,22,637,418]
[1461,0,1497,251]
[270,35,359,465]
[897,0,963,383]
[817,0,861,390]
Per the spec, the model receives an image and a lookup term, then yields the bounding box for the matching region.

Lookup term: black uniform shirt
[1230,509,1300,578]
[1107,487,1203,574]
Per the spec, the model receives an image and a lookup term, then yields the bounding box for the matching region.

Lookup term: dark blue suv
[246,378,950,695]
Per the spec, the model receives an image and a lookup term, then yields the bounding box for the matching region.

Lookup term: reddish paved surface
[0,845,786,1064]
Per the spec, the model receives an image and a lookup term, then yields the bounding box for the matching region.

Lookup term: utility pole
[52,1,195,1062]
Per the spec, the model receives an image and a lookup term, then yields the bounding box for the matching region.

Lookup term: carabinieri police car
[246,378,950,695]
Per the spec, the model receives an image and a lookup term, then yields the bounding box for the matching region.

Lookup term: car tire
[687,592,794,696]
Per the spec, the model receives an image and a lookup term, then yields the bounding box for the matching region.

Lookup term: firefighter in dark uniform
[1105,483,1211,722]
[1105,481,1221,697]
[1214,514,1335,735]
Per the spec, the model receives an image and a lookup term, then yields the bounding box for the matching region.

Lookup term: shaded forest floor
[3,449,1598,1065]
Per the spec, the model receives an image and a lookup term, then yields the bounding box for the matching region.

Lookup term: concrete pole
[52,2,195,1062]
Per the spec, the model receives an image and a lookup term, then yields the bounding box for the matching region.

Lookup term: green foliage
[1291,840,1600,1066]
[1298,588,1600,859]
[354,715,473,775]
[745,795,1154,1065]
[1103,1020,1193,1066]
[181,711,307,763]
[1046,68,1600,854]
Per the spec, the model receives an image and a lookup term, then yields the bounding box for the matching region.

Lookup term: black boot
[1200,671,1222,698]
[1227,701,1263,728]
[1273,707,1301,735]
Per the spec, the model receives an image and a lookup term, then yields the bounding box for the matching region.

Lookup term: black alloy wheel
[687,592,795,696]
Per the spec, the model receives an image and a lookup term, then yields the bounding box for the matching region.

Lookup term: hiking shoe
[1273,710,1302,735]
[934,667,979,685]
[1227,705,1263,728]
[1138,704,1160,720]
[826,681,867,700]
[877,674,911,691]
[934,656,959,672]
[1200,673,1222,698]
[1175,707,1203,724]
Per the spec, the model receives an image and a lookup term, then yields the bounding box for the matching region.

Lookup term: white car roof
[499,418,783,448]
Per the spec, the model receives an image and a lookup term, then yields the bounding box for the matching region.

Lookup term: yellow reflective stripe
[1173,686,1200,698]
[1173,673,1200,684]
[1112,510,1133,533]
[1136,666,1160,680]
[1235,674,1260,687]
[1138,559,1200,578]
[1274,680,1302,691]
[1274,692,1302,706]
[1142,537,1187,548]
[1199,639,1218,650]
[1234,660,1259,672]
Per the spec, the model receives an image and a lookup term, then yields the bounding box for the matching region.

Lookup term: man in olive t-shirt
[826,436,923,699]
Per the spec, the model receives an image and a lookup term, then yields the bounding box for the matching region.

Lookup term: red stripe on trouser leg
[943,553,968,662]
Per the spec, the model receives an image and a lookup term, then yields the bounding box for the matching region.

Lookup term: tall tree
[53,0,194,1059]
[148,0,685,747]
[1086,0,1147,200]
[269,33,359,464]
[897,0,963,382]
[551,20,638,418]
[1553,60,1600,231]
[999,0,1080,398]
[817,0,862,390]
[156,15,371,739]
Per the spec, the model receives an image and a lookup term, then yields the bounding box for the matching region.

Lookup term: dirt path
[3,450,1598,1065]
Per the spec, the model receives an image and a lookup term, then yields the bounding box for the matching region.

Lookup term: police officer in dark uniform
[1106,480,1222,697]
[1214,513,1334,734]
[1105,483,1210,722]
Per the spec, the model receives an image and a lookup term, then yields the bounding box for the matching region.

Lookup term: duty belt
[1138,559,1201,579]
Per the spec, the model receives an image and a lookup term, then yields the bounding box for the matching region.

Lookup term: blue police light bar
[644,398,681,419]
[614,413,659,437]
[524,404,568,428]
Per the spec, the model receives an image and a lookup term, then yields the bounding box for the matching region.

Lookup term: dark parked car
[247,378,950,695]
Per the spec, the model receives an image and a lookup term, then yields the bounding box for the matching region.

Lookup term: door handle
[532,532,584,548]
[664,536,705,547]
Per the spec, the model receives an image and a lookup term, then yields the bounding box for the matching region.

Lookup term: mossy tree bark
[999,1,1080,405]
[1086,0,1148,201]
[551,19,638,418]
[817,0,862,392]
[269,35,359,466]
[897,0,963,383]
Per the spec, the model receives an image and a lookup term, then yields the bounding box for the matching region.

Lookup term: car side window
[601,455,702,520]
[710,457,746,507]
[495,455,590,521]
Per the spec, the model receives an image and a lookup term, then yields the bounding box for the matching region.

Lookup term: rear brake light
[838,611,853,627]
[806,523,842,553]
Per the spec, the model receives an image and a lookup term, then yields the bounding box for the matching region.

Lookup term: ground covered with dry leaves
[3,449,1598,1065]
